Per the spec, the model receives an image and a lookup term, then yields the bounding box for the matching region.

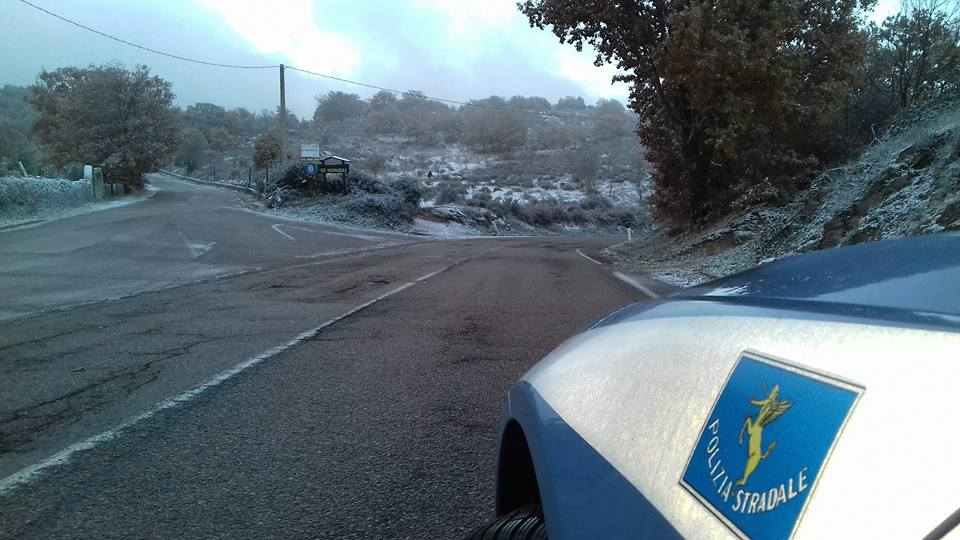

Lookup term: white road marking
[176,229,216,259]
[415,265,454,282]
[272,222,389,243]
[271,223,296,241]
[281,225,316,233]
[293,243,401,259]
[576,248,603,265]
[226,207,411,240]
[613,271,661,299]
[0,265,455,495]
[193,242,216,259]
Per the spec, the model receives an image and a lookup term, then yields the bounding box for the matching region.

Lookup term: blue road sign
[304,163,317,177]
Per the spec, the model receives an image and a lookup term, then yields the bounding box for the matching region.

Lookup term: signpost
[298,146,350,187]
[316,156,350,176]
[300,144,321,161]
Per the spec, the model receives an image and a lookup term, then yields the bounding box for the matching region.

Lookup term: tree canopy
[875,0,960,111]
[314,91,368,122]
[29,64,181,187]
[252,131,282,171]
[521,0,876,223]
[0,85,41,174]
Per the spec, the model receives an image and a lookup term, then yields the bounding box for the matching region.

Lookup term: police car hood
[590,232,960,333]
[679,232,960,326]
[517,233,960,538]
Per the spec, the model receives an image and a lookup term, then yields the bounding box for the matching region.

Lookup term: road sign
[318,155,350,175]
[300,144,320,160]
[304,163,317,177]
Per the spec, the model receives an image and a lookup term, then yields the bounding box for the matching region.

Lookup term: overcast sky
[2,0,901,119]
[1,0,636,118]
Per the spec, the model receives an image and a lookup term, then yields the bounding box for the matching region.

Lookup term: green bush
[391,176,422,207]
[346,171,392,194]
[434,181,466,204]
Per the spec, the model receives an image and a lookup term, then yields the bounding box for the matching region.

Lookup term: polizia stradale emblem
[680,352,863,540]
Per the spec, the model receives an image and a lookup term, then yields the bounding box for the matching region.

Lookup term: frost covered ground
[262,198,530,239]
[0,176,147,230]
[408,218,482,238]
[611,99,960,287]
[175,126,647,237]
[258,197,405,233]
[420,176,641,208]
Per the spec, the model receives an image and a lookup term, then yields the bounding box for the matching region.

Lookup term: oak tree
[29,64,181,188]
[520,0,874,223]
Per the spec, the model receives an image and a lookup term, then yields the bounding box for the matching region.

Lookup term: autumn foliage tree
[252,131,282,182]
[29,64,181,188]
[520,0,875,224]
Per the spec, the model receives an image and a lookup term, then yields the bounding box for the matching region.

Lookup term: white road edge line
[0,269,447,495]
[415,266,450,282]
[271,223,296,242]
[293,244,396,259]
[272,222,388,243]
[225,206,413,239]
[576,248,603,265]
[613,271,661,299]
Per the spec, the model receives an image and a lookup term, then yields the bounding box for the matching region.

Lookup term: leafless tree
[880,0,960,110]
[363,154,387,177]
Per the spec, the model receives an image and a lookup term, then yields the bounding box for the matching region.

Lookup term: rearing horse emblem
[735,384,792,487]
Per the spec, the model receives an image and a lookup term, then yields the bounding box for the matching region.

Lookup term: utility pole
[279,64,287,159]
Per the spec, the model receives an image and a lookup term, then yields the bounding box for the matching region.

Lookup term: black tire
[468,505,548,540]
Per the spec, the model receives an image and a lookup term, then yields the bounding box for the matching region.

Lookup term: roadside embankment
[611,99,960,287]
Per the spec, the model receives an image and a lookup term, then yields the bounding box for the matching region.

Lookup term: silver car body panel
[522,307,960,538]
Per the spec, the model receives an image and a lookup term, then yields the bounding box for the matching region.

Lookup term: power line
[285,65,478,108]
[15,0,278,69]
[18,0,598,121]
[285,65,590,121]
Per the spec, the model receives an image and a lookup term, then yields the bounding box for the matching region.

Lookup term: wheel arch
[495,419,542,515]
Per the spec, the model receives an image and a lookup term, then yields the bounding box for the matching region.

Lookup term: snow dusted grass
[421,176,642,208]
[408,218,481,238]
[0,176,145,229]
[263,197,407,233]
[0,177,92,224]
[611,105,960,288]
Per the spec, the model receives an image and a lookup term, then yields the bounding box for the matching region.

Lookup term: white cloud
[412,0,630,101]
[414,0,517,35]
[555,48,631,102]
[197,0,362,75]
[195,0,630,104]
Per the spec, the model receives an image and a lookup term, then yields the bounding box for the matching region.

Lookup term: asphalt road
[0,175,648,538]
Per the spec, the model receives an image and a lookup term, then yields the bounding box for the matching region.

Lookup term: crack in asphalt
[0,327,91,353]
[0,246,500,480]
[0,338,214,453]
